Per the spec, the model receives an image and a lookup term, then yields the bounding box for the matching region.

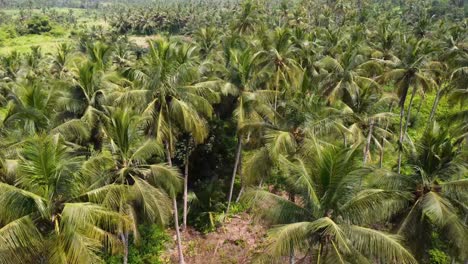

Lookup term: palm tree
[0,135,126,264]
[50,43,74,78]
[259,27,302,113]
[86,41,113,71]
[0,51,23,81]
[379,37,436,173]
[343,87,396,165]
[315,48,379,106]
[233,0,262,35]
[1,79,59,136]
[209,46,276,216]
[193,27,220,60]
[370,123,468,261]
[244,143,416,264]
[86,107,182,264]
[123,38,216,264]
[58,61,111,150]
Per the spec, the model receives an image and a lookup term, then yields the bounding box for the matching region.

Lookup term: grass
[0,34,70,55]
[0,8,108,55]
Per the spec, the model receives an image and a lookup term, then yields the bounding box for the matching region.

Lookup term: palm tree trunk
[226,135,242,217]
[380,103,394,168]
[274,69,280,112]
[428,88,442,126]
[342,131,348,147]
[379,145,385,168]
[363,119,374,164]
[120,232,129,264]
[403,86,418,139]
[165,141,185,264]
[397,102,405,174]
[398,85,416,173]
[235,186,244,203]
[182,150,189,231]
[289,246,295,264]
[173,197,185,264]
[235,151,244,203]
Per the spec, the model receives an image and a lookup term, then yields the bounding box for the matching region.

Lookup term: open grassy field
[0,8,107,55]
[0,34,70,54]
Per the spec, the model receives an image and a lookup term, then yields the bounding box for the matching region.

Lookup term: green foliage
[48,25,67,37]
[428,249,450,264]
[427,232,450,264]
[0,1,467,263]
[25,15,52,34]
[106,225,170,264]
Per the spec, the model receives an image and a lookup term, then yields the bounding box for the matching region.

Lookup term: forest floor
[162,213,268,264]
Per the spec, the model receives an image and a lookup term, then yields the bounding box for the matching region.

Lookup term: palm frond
[344,225,417,264]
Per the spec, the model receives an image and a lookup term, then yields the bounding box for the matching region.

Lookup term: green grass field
[0,8,107,55]
[0,34,70,55]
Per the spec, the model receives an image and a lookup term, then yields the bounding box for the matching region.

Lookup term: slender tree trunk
[226,135,242,217]
[397,102,405,174]
[363,119,374,164]
[343,131,348,147]
[403,86,418,139]
[379,104,394,168]
[235,186,244,203]
[120,232,129,264]
[182,149,189,231]
[165,141,172,166]
[379,146,385,168]
[235,150,244,203]
[165,142,185,264]
[289,246,295,264]
[173,197,185,264]
[398,85,416,174]
[428,89,442,126]
[258,177,264,188]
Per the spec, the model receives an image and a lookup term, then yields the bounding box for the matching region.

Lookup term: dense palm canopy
[245,142,417,264]
[0,135,126,264]
[0,0,467,263]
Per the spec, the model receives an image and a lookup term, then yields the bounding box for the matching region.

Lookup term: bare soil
[162,213,268,264]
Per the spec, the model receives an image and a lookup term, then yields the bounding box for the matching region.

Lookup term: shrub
[428,249,450,264]
[105,224,170,264]
[0,25,18,39]
[49,25,67,37]
[25,15,52,34]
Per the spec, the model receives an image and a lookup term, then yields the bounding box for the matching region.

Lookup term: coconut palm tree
[244,143,416,264]
[0,51,23,81]
[50,43,74,78]
[123,38,217,264]
[315,47,379,106]
[0,78,59,136]
[0,134,126,264]
[207,46,276,216]
[84,107,182,264]
[338,86,395,165]
[369,123,468,261]
[233,0,262,35]
[259,27,303,113]
[378,37,437,173]
[57,61,112,150]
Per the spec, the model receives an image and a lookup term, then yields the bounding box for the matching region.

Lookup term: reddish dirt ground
[162,213,268,264]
